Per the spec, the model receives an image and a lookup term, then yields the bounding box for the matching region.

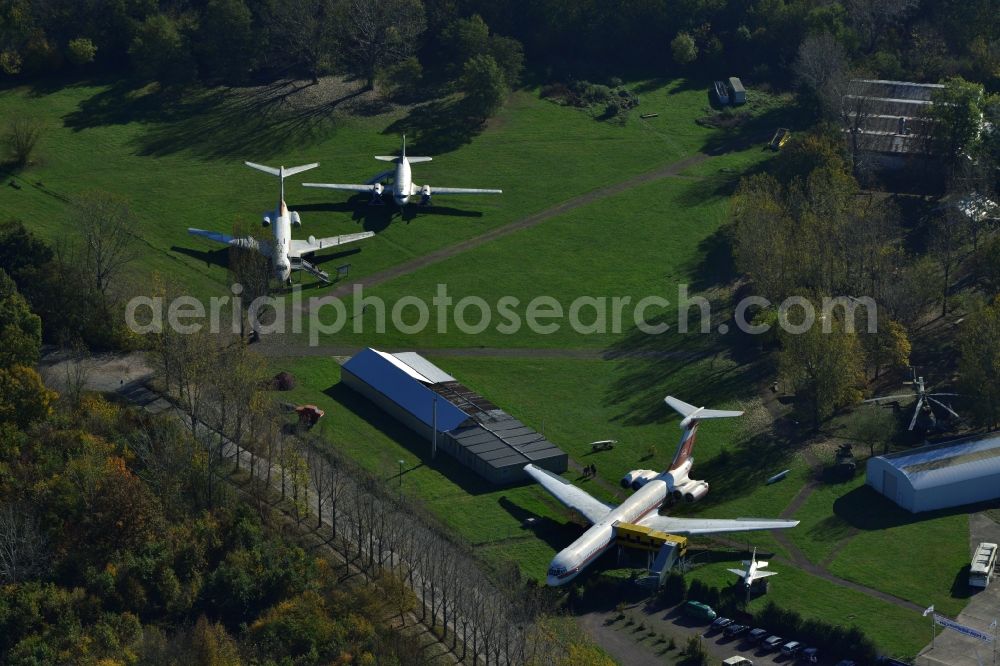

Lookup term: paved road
[916,513,1000,666]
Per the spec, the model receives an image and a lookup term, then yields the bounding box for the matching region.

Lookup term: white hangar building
[866,433,1000,513]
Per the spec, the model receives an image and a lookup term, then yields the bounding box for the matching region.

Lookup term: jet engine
[420,184,432,206]
[262,214,271,227]
[620,469,659,490]
[678,480,709,503]
[290,211,302,226]
[369,182,384,203]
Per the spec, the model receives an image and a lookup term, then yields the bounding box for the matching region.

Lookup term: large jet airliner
[525,396,799,586]
[188,161,374,283]
[303,135,502,207]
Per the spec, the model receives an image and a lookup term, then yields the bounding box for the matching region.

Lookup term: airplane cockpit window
[548,565,567,576]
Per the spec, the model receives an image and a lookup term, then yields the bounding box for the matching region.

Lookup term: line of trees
[151,314,568,664]
[2,0,997,99]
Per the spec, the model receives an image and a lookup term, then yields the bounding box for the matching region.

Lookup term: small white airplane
[188,161,374,283]
[728,547,778,592]
[525,396,799,586]
[302,135,503,207]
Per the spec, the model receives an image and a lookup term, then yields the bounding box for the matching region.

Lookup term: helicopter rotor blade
[908,397,925,431]
[863,394,915,403]
[926,397,961,420]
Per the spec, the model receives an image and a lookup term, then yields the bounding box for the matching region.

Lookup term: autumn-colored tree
[958,297,1000,428]
[779,310,865,429]
[0,269,41,368]
[0,365,55,428]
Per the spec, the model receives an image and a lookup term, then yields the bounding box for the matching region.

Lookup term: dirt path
[254,341,710,361]
[303,152,710,310]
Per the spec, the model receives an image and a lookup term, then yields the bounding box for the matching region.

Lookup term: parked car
[723,657,753,666]
[712,616,734,631]
[800,648,820,663]
[762,635,784,652]
[725,623,750,638]
[781,641,803,656]
[682,600,717,622]
[747,628,769,644]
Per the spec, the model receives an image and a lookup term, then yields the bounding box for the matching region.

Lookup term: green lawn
[2,72,968,661]
[0,77,743,302]
[687,562,928,659]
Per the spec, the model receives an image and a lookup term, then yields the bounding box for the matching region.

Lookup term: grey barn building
[842,78,943,172]
[866,433,1000,513]
[341,348,568,485]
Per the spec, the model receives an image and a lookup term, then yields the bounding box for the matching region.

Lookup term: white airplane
[525,396,799,586]
[727,547,778,592]
[302,135,502,207]
[188,161,375,283]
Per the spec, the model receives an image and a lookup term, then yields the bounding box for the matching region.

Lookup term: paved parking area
[916,513,1000,666]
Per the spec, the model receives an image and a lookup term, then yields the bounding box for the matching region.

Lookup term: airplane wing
[187,228,262,253]
[289,231,375,257]
[726,568,749,579]
[636,515,799,535]
[524,464,614,524]
[665,395,743,419]
[425,186,503,195]
[302,182,373,192]
[752,570,779,579]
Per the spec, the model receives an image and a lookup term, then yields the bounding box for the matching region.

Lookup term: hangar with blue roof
[866,432,1000,513]
[341,348,568,485]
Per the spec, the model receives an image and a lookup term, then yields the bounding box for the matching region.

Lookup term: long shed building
[866,433,1000,513]
[341,348,568,485]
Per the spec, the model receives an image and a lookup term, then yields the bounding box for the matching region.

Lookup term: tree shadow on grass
[601,298,769,428]
[698,102,809,157]
[381,96,486,155]
[669,432,797,511]
[324,381,499,497]
[63,79,365,161]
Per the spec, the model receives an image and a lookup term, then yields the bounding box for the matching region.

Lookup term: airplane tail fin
[245,161,319,206]
[375,135,431,163]
[664,396,743,471]
[244,161,319,178]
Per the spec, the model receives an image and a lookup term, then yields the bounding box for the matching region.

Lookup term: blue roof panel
[342,348,469,431]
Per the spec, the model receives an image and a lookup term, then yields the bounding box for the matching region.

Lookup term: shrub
[67,38,97,66]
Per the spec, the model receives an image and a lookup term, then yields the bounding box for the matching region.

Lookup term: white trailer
[969,541,997,588]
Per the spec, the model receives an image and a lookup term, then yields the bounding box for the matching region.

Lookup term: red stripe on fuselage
[669,422,699,471]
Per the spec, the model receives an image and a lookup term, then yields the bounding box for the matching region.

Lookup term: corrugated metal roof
[851,79,944,101]
[392,352,456,384]
[875,433,1000,490]
[342,348,470,431]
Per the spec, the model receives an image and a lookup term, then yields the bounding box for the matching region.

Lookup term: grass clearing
[687,562,927,659]
[0,77,746,302]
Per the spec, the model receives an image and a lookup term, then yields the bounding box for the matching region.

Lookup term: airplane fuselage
[546,476,672,586]
[392,158,413,206]
[267,201,293,281]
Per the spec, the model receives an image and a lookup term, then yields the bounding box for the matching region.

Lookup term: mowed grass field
[0,77,772,301]
[277,354,963,659]
[2,74,969,660]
